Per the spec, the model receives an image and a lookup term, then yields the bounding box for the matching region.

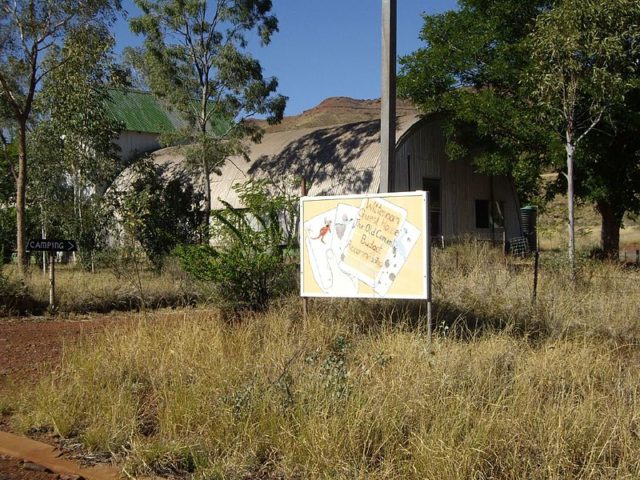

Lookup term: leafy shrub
[176,179,298,310]
[0,271,41,316]
[111,158,205,271]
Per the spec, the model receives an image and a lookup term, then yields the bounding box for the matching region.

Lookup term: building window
[475,200,505,229]
[423,178,441,236]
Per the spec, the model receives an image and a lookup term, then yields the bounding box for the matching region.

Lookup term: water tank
[520,206,538,252]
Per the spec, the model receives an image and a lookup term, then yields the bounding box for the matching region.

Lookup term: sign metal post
[426,191,432,348]
[27,239,77,312]
[49,252,55,310]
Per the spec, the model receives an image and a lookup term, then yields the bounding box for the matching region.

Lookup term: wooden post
[636,250,639,265]
[502,230,507,256]
[380,0,396,193]
[49,252,55,311]
[301,178,308,323]
[532,250,539,304]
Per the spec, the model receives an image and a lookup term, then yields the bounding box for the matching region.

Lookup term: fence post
[532,250,539,304]
[636,250,639,266]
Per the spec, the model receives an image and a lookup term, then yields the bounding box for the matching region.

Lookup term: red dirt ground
[0,314,130,479]
[0,455,59,480]
[0,315,135,391]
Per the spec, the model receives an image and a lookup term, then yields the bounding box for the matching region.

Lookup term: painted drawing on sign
[304,198,420,296]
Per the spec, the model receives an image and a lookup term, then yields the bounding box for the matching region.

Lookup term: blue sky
[114,1,458,116]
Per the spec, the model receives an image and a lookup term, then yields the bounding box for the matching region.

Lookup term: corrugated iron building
[104,89,183,162]
[140,113,521,242]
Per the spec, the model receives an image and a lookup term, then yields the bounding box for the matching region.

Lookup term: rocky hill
[257,96,417,132]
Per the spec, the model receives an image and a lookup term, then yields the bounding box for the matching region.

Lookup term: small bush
[176,179,298,311]
[0,270,41,316]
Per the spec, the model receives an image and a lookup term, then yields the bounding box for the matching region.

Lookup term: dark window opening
[423,178,441,237]
[475,200,505,229]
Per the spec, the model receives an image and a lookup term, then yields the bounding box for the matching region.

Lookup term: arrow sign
[27,239,77,252]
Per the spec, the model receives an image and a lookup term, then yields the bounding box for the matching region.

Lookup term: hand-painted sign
[27,239,77,252]
[300,191,429,299]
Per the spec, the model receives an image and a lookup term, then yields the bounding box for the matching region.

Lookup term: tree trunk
[16,119,28,276]
[597,200,622,259]
[565,133,576,281]
[202,155,211,239]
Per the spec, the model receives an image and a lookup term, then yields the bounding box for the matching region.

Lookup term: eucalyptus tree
[399,0,640,266]
[0,0,122,274]
[129,0,286,231]
[0,96,17,263]
[529,0,640,272]
[398,0,559,202]
[30,26,123,267]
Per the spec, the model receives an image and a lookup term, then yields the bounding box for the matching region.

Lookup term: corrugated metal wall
[393,117,521,240]
[115,132,162,162]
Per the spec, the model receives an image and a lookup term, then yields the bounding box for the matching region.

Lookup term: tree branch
[576,108,604,145]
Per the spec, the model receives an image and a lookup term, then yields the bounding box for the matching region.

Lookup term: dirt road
[0,314,130,479]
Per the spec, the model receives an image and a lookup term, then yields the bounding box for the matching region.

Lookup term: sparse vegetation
[0,257,196,316]
[6,242,640,479]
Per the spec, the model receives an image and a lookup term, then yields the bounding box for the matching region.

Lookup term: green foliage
[576,89,640,216]
[400,0,640,257]
[398,0,561,201]
[26,23,124,269]
[113,158,204,271]
[0,0,123,271]
[176,179,298,311]
[0,206,16,264]
[0,133,17,263]
[528,0,640,259]
[528,0,638,131]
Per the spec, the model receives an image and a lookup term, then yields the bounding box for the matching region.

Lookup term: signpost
[27,239,77,311]
[300,191,432,340]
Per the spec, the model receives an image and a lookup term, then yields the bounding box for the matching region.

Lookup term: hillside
[257,96,418,132]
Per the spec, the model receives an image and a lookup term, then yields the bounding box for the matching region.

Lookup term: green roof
[104,89,178,134]
[105,88,237,137]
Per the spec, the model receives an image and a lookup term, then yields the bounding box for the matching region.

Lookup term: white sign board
[300,191,430,299]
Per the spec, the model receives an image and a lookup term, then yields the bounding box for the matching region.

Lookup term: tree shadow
[313,298,550,343]
[248,120,381,194]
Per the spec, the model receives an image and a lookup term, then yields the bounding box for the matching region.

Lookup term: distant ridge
[257,96,417,132]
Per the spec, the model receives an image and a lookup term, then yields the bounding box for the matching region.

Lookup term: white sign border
[300,191,430,300]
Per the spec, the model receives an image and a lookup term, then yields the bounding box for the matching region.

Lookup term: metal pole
[426,191,432,348]
[49,252,55,311]
[380,0,397,193]
[301,178,308,324]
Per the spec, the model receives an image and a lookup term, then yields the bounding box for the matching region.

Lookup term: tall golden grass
[1,258,196,315]
[9,243,640,479]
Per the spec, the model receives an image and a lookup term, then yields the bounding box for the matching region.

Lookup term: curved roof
[123,114,423,208]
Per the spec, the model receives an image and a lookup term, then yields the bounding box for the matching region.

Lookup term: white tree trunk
[565,133,576,280]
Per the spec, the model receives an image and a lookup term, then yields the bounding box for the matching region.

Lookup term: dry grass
[537,194,640,253]
[1,260,196,315]
[8,244,640,479]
